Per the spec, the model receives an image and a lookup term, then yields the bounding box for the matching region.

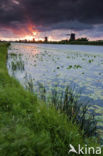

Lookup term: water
[7,43,103,140]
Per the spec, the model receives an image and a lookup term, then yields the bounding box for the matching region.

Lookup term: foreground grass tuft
[0,43,100,156]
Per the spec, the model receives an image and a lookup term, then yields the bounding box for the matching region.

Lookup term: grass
[38,84,97,138]
[11,60,24,71]
[8,52,25,71]
[0,43,100,156]
[9,53,17,57]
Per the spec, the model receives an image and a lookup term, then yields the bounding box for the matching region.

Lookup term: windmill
[66,33,75,41]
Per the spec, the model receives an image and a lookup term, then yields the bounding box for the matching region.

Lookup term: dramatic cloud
[0,0,103,40]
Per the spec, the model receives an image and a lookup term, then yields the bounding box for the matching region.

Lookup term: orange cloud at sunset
[0,22,40,41]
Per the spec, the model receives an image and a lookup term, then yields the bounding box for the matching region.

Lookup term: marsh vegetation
[0,43,100,156]
[7,43,103,144]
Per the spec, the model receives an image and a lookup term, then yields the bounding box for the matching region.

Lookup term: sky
[0,0,103,41]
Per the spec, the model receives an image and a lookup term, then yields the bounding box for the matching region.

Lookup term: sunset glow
[0,0,103,41]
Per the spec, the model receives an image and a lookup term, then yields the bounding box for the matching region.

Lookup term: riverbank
[0,43,100,155]
[11,40,103,46]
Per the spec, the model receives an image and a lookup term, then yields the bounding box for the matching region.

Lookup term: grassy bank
[0,43,99,156]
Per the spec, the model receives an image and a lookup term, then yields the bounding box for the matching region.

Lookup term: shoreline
[0,43,100,155]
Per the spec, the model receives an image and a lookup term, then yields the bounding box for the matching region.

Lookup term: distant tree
[76,38,88,41]
[25,39,27,43]
[19,40,21,43]
[59,40,69,44]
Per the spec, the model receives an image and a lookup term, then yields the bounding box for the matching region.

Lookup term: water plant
[57,66,60,69]
[67,65,82,69]
[88,59,94,63]
[26,79,34,92]
[9,53,17,58]
[11,60,24,71]
[67,56,70,59]
[67,65,72,69]
[38,84,97,138]
[82,58,86,61]
[24,74,34,92]
[74,64,82,69]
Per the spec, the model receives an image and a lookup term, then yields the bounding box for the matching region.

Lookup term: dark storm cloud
[0,0,24,28]
[0,0,103,32]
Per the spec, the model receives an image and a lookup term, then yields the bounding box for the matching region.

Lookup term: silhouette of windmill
[66,33,75,41]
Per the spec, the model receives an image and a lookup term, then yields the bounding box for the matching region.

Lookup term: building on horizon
[32,38,35,43]
[70,33,75,41]
[44,37,48,43]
